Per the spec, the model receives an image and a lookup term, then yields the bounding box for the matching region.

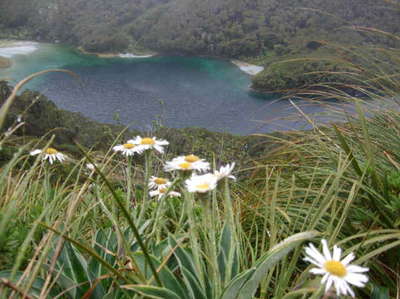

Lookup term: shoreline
[231,60,264,76]
[0,40,39,62]
[77,47,156,59]
[0,39,267,92]
[0,39,264,75]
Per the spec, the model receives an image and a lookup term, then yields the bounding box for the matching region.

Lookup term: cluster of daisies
[30,136,236,196]
[114,137,235,198]
[30,136,369,297]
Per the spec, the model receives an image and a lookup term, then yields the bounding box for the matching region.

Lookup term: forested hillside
[1,0,399,91]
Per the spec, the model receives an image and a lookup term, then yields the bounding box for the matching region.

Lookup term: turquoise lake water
[0,42,336,134]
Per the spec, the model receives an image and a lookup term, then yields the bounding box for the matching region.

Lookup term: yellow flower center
[141,138,155,145]
[159,188,167,193]
[179,162,191,169]
[185,155,200,163]
[196,183,210,191]
[154,178,167,185]
[123,143,135,149]
[45,148,58,155]
[324,260,347,277]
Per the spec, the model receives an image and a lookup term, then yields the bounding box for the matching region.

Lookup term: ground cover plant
[0,75,397,299]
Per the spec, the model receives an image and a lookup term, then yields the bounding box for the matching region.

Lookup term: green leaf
[180,267,207,299]
[122,284,182,299]
[168,236,207,299]
[281,288,317,299]
[89,229,118,282]
[231,231,320,299]
[220,268,256,299]
[131,252,187,299]
[333,125,363,177]
[371,285,390,299]
[41,223,127,282]
[54,242,106,298]
[0,270,58,297]
[218,225,239,283]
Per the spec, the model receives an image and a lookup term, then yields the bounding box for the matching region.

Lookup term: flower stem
[138,150,152,224]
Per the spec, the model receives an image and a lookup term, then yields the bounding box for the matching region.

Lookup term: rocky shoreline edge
[231,60,264,76]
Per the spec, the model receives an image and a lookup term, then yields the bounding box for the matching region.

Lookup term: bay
[0,42,336,135]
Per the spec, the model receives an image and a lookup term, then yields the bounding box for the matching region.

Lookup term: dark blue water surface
[1,43,338,135]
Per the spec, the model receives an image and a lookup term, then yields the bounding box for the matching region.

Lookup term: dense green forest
[1,0,400,91]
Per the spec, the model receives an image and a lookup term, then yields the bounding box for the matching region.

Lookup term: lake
[0,41,338,135]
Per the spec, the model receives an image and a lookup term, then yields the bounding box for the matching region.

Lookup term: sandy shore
[231,60,264,76]
[0,40,39,59]
[0,40,38,69]
[78,47,155,58]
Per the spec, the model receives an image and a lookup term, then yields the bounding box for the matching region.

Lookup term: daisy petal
[321,239,332,260]
[333,245,342,260]
[30,149,42,156]
[346,265,369,273]
[341,252,355,266]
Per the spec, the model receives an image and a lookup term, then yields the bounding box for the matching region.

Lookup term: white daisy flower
[132,136,169,154]
[113,140,143,156]
[148,176,171,190]
[86,163,95,170]
[86,163,96,171]
[149,188,181,200]
[214,163,236,181]
[185,173,218,193]
[164,155,210,172]
[304,239,369,298]
[30,148,67,165]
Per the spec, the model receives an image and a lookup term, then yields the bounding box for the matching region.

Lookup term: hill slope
[1,0,399,91]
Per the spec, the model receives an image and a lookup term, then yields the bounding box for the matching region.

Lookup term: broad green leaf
[168,237,199,279]
[236,231,320,299]
[371,285,390,299]
[281,288,317,299]
[55,242,106,298]
[181,267,207,299]
[220,268,256,299]
[0,270,58,297]
[168,236,207,299]
[122,284,182,299]
[89,229,118,291]
[132,252,187,299]
[41,223,127,282]
[218,225,239,283]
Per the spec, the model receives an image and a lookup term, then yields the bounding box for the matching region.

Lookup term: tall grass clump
[248,23,400,297]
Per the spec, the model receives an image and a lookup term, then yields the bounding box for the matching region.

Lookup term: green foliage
[1,0,399,92]
[252,57,348,91]
[0,108,396,297]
